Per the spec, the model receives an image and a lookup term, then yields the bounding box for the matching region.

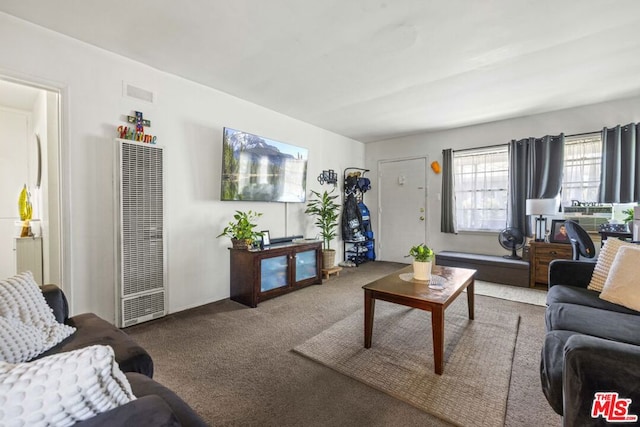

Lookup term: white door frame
[377,155,428,262]
[0,73,69,300]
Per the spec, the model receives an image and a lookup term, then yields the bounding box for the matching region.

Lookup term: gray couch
[40,285,208,427]
[540,260,640,426]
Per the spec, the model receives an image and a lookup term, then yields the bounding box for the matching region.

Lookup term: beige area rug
[473,281,547,307]
[293,297,520,427]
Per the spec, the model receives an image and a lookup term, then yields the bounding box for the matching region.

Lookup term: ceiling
[2,0,640,142]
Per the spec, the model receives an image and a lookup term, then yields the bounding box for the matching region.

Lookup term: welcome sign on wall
[117,111,157,144]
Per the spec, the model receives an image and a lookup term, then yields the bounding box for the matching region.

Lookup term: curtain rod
[567,130,601,138]
[453,129,604,154]
[453,143,507,154]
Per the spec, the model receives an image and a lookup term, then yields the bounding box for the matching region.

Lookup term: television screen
[221,127,308,202]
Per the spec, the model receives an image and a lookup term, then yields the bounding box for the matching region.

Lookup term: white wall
[30,91,46,222]
[0,13,364,321]
[366,95,640,257]
[0,107,29,277]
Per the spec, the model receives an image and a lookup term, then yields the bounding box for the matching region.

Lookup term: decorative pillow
[0,345,136,427]
[588,238,637,292]
[0,272,75,363]
[0,316,47,363]
[599,246,640,311]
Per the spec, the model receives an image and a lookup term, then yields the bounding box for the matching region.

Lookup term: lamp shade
[525,198,557,216]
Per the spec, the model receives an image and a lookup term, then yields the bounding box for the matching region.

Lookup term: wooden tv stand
[229,241,322,307]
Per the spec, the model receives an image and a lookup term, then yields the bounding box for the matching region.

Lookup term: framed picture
[261,230,271,247]
[549,220,571,244]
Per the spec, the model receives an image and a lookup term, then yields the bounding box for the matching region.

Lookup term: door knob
[419,216,425,221]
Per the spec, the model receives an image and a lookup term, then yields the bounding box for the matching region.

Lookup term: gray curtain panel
[598,123,640,203]
[440,149,456,233]
[508,139,529,234]
[508,134,564,236]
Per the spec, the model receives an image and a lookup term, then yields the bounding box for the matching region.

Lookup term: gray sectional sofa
[540,259,640,426]
[40,285,208,427]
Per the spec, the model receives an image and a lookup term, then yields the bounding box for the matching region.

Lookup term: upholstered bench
[436,251,529,287]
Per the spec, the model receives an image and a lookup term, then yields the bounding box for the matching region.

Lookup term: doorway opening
[0,76,63,288]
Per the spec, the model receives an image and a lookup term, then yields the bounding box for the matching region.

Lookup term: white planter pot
[413,260,432,281]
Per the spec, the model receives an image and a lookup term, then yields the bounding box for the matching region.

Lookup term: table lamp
[526,198,558,242]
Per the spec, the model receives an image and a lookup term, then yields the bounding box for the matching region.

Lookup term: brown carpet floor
[126,261,561,426]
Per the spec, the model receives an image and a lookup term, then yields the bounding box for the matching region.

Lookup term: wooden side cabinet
[229,241,322,307]
[528,241,573,287]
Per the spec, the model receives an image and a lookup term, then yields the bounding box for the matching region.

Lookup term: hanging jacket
[342,193,364,241]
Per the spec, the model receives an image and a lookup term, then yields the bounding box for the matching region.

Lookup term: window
[561,133,635,222]
[561,133,602,207]
[453,146,509,231]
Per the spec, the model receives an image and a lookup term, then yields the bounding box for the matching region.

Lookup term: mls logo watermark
[592,392,638,422]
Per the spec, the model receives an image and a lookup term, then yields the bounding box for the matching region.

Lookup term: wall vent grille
[122,290,165,327]
[123,82,155,103]
[116,139,165,327]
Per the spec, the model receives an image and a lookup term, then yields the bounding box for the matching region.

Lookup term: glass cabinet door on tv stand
[294,249,318,282]
[260,255,289,293]
[229,241,322,307]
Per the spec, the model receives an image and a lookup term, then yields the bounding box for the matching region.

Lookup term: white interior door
[378,157,427,263]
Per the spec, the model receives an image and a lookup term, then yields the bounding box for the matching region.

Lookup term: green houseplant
[406,244,434,281]
[622,208,635,225]
[217,210,263,249]
[305,189,341,268]
[406,244,434,262]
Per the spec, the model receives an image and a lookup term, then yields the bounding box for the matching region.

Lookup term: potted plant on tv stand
[217,210,263,249]
[305,189,341,269]
[406,244,434,281]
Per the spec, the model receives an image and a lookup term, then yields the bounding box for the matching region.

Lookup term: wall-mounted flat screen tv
[221,127,308,202]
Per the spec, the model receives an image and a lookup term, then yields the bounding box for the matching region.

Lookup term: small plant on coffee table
[406,244,434,262]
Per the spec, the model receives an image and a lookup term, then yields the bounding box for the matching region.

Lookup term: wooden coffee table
[362,264,476,375]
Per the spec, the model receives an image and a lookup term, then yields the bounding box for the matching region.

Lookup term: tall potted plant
[305,189,341,269]
[217,210,263,249]
[406,243,434,281]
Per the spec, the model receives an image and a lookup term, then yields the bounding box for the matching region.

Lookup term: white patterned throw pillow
[0,271,75,363]
[588,238,637,292]
[0,345,136,427]
[0,316,46,363]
